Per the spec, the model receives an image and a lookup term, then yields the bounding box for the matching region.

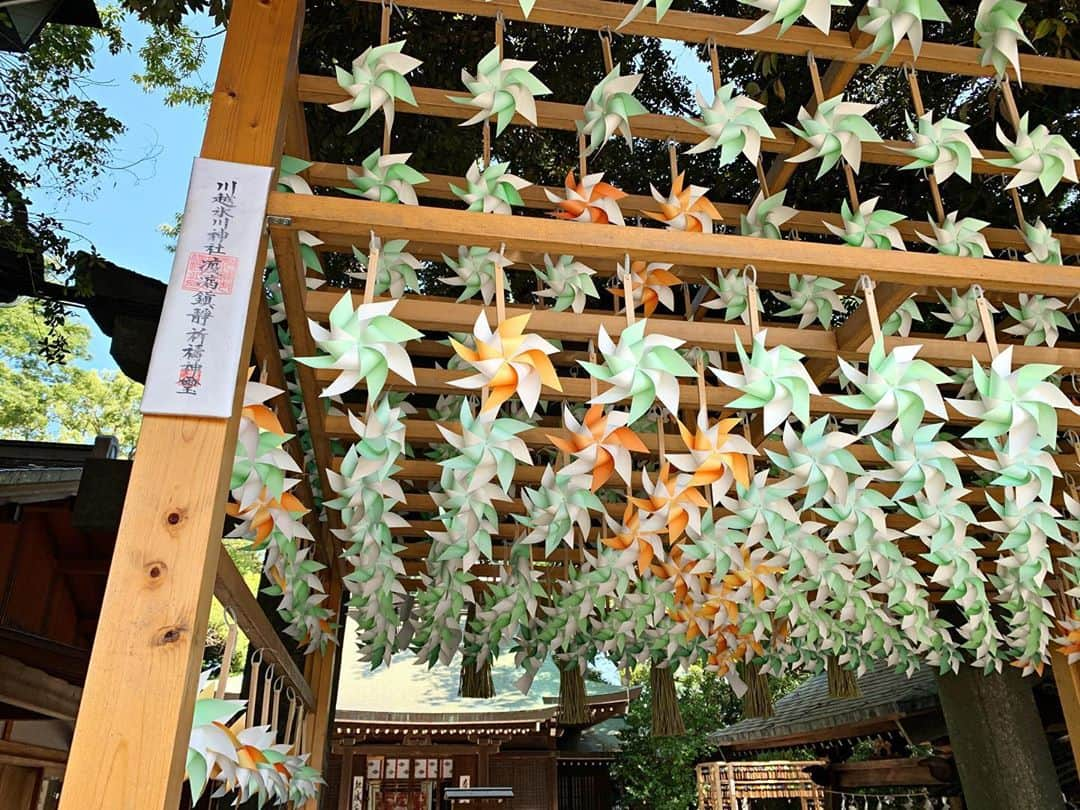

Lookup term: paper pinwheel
[276,157,325,282]
[713,331,820,435]
[579,66,648,155]
[602,503,668,576]
[633,462,711,545]
[917,212,991,258]
[786,95,881,177]
[455,47,552,135]
[773,274,847,329]
[550,403,647,489]
[932,287,995,341]
[232,380,300,509]
[975,0,1032,81]
[617,0,676,27]
[1021,218,1063,266]
[645,172,721,232]
[701,268,752,324]
[450,159,531,214]
[856,0,950,63]
[685,85,774,165]
[824,197,906,250]
[350,238,421,299]
[881,295,922,337]
[546,171,627,225]
[989,113,1079,194]
[871,422,965,502]
[835,341,951,438]
[341,150,428,205]
[518,466,604,555]
[580,320,698,423]
[767,417,864,507]
[719,468,801,546]
[329,42,421,133]
[440,245,511,305]
[450,311,562,415]
[667,411,755,499]
[300,293,422,399]
[532,254,599,313]
[611,258,682,316]
[896,111,983,184]
[738,0,851,35]
[741,190,798,239]
[1003,294,1072,347]
[186,675,246,803]
[437,400,533,493]
[972,439,1061,509]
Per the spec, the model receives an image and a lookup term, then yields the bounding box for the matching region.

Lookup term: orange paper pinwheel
[610,259,683,317]
[670,412,754,492]
[631,462,709,543]
[225,487,307,548]
[545,170,627,225]
[549,404,648,490]
[645,171,722,232]
[603,503,665,576]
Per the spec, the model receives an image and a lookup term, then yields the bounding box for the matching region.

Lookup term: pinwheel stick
[600,28,614,74]
[974,285,1000,359]
[806,52,859,209]
[695,355,707,418]
[495,10,504,59]
[622,253,635,325]
[578,131,588,179]
[745,265,761,337]
[668,141,679,185]
[363,231,381,305]
[260,664,274,725]
[707,37,721,95]
[588,340,599,400]
[903,65,945,225]
[272,675,284,728]
[215,611,238,700]
[656,410,666,462]
[284,688,297,746]
[858,274,883,344]
[380,0,392,153]
[997,78,1029,230]
[494,242,507,324]
[246,649,262,727]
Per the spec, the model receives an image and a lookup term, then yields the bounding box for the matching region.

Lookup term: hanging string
[707,37,721,95]
[972,284,1000,359]
[903,64,946,225]
[215,609,238,700]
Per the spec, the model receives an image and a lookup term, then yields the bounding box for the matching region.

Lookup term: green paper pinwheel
[719,469,801,548]
[871,422,964,502]
[518,466,603,555]
[1021,218,1063,266]
[341,150,428,205]
[918,212,991,258]
[823,197,907,250]
[767,417,864,508]
[350,238,420,299]
[186,673,246,804]
[1003,293,1072,347]
[450,159,531,214]
[437,400,533,494]
[881,295,922,337]
[856,0,950,63]
[738,0,851,35]
[300,293,423,399]
[973,439,1060,509]
[276,156,325,280]
[440,245,511,305]
[989,113,1079,194]
[533,254,599,313]
[933,287,995,341]
[835,340,952,438]
[580,320,697,423]
[579,66,648,155]
[712,331,820,435]
[786,95,881,177]
[455,47,552,135]
[975,0,1032,81]
[740,190,798,239]
[701,268,751,324]
[685,84,774,166]
[329,42,421,133]
[896,111,983,183]
[773,274,847,329]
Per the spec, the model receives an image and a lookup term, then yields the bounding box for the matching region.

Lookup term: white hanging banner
[141,157,274,418]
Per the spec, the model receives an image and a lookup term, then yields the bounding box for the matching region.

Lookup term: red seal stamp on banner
[182,252,238,294]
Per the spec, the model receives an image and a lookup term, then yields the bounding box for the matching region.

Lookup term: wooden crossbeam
[0,655,82,721]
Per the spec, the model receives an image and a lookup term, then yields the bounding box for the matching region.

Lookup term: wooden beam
[0,739,68,770]
[0,655,82,721]
[57,0,303,807]
[830,757,953,788]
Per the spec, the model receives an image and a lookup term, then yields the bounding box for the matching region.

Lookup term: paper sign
[141,157,274,418]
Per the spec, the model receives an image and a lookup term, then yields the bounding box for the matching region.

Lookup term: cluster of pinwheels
[186,672,323,807]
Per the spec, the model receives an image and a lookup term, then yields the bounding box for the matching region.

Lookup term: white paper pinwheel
[437,400,533,493]
[738,0,850,35]
[232,380,301,509]
[989,113,1079,194]
[773,274,847,329]
[949,346,1074,451]
[579,320,697,423]
[349,238,420,299]
[532,254,599,313]
[330,42,421,133]
[1003,294,1072,347]
[701,268,751,323]
[932,287,995,341]
[897,111,982,183]
[1021,218,1063,266]
[685,85,774,165]
[579,66,648,155]
[786,95,881,176]
[713,331,820,435]
[917,212,991,258]
[454,47,551,135]
[881,295,922,337]
[835,341,951,438]
[341,150,428,205]
[720,468,801,546]
[824,197,906,250]
[440,245,511,304]
[187,676,246,804]
[300,293,422,399]
[518,466,603,555]
[856,0,950,63]
[741,190,798,239]
[975,0,1032,81]
[871,422,965,502]
[972,439,1060,509]
[767,417,864,507]
[450,159,531,214]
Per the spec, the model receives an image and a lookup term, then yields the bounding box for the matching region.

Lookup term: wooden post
[1051,647,1080,778]
[56,0,302,808]
[303,565,344,809]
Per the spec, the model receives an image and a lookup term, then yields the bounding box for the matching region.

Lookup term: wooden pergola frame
[55,0,1080,807]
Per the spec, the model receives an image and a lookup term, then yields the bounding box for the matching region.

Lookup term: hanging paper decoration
[449,312,562,415]
[989,114,1079,195]
[773,274,847,329]
[974,0,1032,81]
[1003,294,1072,347]
[603,503,668,576]
[645,172,722,232]
[440,245,511,304]
[275,157,325,284]
[329,42,422,133]
[579,66,648,155]
[933,287,995,341]
[974,439,1060,510]
[349,238,421,299]
[741,190,798,239]
[341,150,428,205]
[738,0,850,35]
[917,212,991,258]
[786,96,881,176]
[450,159,531,214]
[897,111,983,183]
[580,321,698,423]
[546,170,627,225]
[685,85,774,165]
[667,412,755,501]
[881,295,922,337]
[856,0,950,63]
[823,198,906,250]
[532,254,600,313]
[1021,218,1063,266]
[872,422,965,502]
[437,399,533,493]
[455,47,552,134]
[701,268,752,324]
[300,293,423,399]
[518,466,603,555]
[549,404,648,490]
[767,417,863,508]
[612,258,683,316]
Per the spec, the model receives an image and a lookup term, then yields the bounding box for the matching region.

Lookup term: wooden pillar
[935,666,1060,810]
[55,0,303,808]
[304,569,344,809]
[1052,648,1080,776]
[337,747,355,810]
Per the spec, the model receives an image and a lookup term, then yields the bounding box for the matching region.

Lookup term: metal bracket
[266,215,293,227]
